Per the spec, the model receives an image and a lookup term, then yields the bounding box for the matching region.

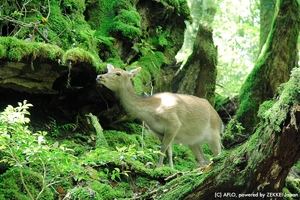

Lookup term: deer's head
[96,64,141,91]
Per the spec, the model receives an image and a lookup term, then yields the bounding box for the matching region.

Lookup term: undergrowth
[0,100,199,199]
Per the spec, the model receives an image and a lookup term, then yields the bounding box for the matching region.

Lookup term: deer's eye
[116,72,121,76]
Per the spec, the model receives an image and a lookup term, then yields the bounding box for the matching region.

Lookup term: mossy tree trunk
[259,0,276,50]
[193,24,218,104]
[144,0,300,198]
[236,0,299,134]
[150,68,300,200]
[174,3,218,105]
[177,23,218,105]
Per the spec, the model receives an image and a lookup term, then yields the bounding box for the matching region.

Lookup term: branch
[33,26,53,44]
[0,15,37,28]
[0,15,53,44]
[46,0,51,19]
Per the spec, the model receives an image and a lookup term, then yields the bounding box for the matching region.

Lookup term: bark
[150,68,300,200]
[193,24,218,104]
[236,0,299,134]
[260,0,276,50]
[174,18,218,105]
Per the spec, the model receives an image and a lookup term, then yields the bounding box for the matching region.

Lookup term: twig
[164,171,187,181]
[6,145,35,200]
[46,0,51,19]
[21,0,32,19]
[0,15,53,44]
[33,26,53,43]
[51,26,68,41]
[0,15,37,28]
[131,187,159,199]
[19,167,35,200]
[36,158,48,200]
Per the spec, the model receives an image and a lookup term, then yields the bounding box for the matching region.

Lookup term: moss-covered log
[236,0,299,134]
[0,0,190,128]
[150,67,300,199]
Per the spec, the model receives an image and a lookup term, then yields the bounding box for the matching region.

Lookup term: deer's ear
[107,64,115,72]
[128,67,141,78]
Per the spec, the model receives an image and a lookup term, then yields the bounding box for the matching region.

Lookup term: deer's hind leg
[208,130,222,156]
[189,143,209,167]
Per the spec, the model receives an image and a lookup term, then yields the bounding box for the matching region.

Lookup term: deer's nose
[96,75,103,81]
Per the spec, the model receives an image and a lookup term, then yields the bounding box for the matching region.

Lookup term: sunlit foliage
[213,0,260,97]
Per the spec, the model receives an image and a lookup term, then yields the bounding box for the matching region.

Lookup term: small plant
[81,144,160,181]
[0,100,86,200]
[48,117,77,137]
[132,39,156,55]
[221,118,246,149]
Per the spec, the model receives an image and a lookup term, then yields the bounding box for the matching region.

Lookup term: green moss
[89,181,132,199]
[47,4,74,47]
[259,68,300,132]
[172,144,197,170]
[111,9,141,39]
[132,69,151,94]
[104,130,142,151]
[152,168,209,200]
[86,0,116,36]
[57,138,91,156]
[159,0,186,14]
[0,167,53,200]
[293,160,300,171]
[152,166,177,178]
[131,51,167,94]
[62,47,101,68]
[104,59,125,69]
[116,9,140,27]
[236,55,266,134]
[0,37,64,61]
[235,0,285,134]
[257,100,274,120]
[0,44,6,58]
[135,176,158,191]
[214,94,230,111]
[221,118,245,149]
[285,177,300,198]
[111,22,141,39]
[70,187,95,199]
[62,0,86,14]
[167,0,180,10]
[40,1,99,53]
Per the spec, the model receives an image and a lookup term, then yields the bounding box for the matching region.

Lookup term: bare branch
[0,15,53,44]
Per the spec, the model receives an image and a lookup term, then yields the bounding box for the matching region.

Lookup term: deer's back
[144,92,222,145]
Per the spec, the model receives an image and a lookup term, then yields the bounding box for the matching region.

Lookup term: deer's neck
[115,82,150,120]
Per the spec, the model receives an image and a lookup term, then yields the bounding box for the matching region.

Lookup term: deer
[96,64,223,169]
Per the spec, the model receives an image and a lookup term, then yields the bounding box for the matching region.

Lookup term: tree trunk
[236,0,299,134]
[145,0,300,198]
[259,0,276,50]
[174,2,218,105]
[151,68,300,200]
